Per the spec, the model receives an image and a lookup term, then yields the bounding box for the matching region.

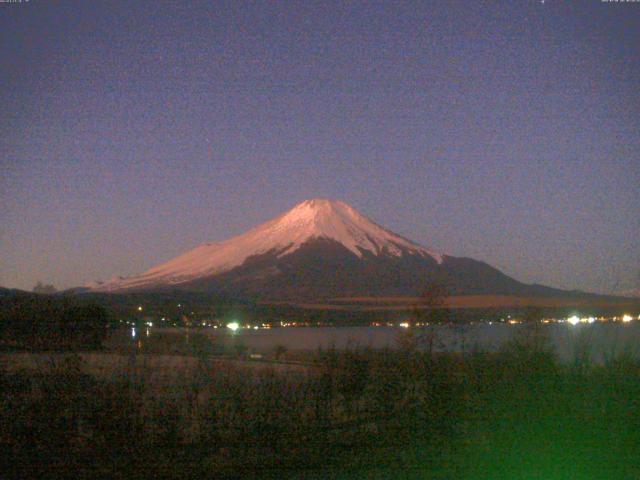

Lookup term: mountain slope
[93,199,442,293]
[91,199,572,299]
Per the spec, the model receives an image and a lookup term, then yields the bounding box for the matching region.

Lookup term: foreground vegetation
[2,325,640,479]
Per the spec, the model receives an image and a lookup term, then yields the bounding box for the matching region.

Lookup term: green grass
[2,331,639,479]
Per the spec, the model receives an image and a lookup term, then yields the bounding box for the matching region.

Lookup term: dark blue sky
[1,1,638,293]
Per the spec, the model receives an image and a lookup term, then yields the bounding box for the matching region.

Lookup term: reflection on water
[165,322,640,362]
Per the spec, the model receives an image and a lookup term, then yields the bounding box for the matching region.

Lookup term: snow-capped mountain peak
[92,199,443,292]
[273,199,440,258]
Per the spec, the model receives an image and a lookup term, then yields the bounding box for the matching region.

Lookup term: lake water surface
[197,322,640,362]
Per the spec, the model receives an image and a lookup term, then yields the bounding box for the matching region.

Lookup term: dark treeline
[3,287,635,329]
[41,291,640,326]
[0,294,113,351]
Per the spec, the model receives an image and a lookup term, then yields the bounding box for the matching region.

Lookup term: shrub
[0,296,113,351]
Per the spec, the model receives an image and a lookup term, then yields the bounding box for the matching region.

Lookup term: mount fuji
[90,199,567,299]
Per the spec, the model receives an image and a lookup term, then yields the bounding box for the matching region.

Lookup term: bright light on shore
[622,315,633,323]
[567,316,580,326]
[399,322,410,328]
[227,322,240,331]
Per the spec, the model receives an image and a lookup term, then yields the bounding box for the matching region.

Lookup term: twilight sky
[1,1,638,294]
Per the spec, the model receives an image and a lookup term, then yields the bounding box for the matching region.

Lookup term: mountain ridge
[89,199,583,300]
[92,199,443,293]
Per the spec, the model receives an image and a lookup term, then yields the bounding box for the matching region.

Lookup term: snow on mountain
[93,199,443,292]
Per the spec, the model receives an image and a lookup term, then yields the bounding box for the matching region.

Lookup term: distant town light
[622,314,633,323]
[567,316,580,326]
[137,306,143,311]
[399,322,410,328]
[131,327,136,338]
[227,322,240,331]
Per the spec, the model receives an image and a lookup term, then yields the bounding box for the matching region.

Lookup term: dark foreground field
[2,329,640,479]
